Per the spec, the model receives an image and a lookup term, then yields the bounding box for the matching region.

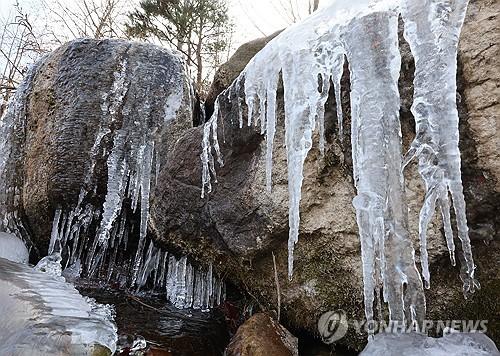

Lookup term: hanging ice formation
[41,57,224,309]
[49,211,225,310]
[201,0,478,331]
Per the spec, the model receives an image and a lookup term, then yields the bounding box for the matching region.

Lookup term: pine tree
[126,0,233,93]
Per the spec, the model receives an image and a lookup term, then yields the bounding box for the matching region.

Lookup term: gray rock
[0,38,193,258]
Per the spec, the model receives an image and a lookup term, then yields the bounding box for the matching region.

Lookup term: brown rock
[226,313,298,356]
[205,30,282,115]
[459,0,500,191]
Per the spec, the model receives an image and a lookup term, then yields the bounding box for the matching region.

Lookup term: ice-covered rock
[360,332,500,355]
[0,38,196,286]
[0,256,117,355]
[0,232,28,264]
[0,37,226,311]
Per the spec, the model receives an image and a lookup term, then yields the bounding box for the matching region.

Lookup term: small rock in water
[0,232,28,264]
[226,313,298,356]
[360,332,500,356]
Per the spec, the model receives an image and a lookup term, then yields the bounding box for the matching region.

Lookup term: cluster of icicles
[49,206,225,310]
[201,0,479,332]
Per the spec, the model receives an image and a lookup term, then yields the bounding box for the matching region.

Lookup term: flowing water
[79,286,230,356]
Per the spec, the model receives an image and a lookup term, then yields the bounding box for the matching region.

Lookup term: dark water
[78,286,230,356]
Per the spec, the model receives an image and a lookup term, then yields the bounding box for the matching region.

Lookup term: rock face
[150,0,499,349]
[460,0,500,191]
[225,313,298,356]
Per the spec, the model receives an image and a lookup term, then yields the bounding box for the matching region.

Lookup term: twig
[127,294,162,311]
[272,251,281,322]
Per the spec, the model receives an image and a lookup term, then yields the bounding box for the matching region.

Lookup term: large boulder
[150,0,499,350]
[0,38,193,259]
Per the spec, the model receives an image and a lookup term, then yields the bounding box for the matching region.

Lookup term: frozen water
[201,0,475,330]
[0,257,117,355]
[0,232,28,264]
[400,0,478,295]
[360,332,500,356]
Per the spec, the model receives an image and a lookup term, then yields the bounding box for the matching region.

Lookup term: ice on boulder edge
[200,0,477,334]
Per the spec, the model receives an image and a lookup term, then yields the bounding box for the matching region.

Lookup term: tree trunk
[195,22,204,91]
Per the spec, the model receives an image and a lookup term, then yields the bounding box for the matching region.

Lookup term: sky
[0,0,319,50]
[0,0,330,87]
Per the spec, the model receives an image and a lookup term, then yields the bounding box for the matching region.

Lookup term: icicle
[93,133,128,247]
[401,0,478,296]
[201,118,215,198]
[193,269,203,309]
[258,93,267,135]
[344,6,426,328]
[166,255,177,301]
[331,53,345,139]
[282,54,319,280]
[152,249,161,284]
[216,278,223,306]
[131,141,155,285]
[439,187,456,266]
[174,256,188,308]
[185,262,195,307]
[49,209,62,255]
[265,75,279,193]
[200,98,224,198]
[210,104,224,168]
[207,263,213,307]
[316,73,330,155]
[136,240,154,288]
[200,269,208,310]
[157,251,168,288]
